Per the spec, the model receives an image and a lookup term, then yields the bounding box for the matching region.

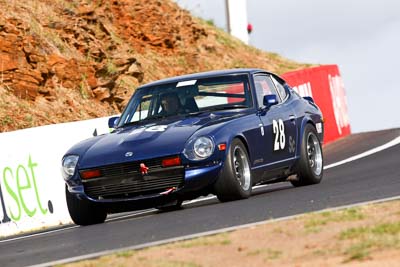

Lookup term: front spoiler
[66,162,223,212]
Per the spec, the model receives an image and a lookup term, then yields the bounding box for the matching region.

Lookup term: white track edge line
[0,209,158,243]
[31,195,400,267]
[181,184,272,206]
[324,135,400,169]
[0,226,79,244]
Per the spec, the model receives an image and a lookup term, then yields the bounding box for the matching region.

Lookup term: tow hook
[160,187,177,195]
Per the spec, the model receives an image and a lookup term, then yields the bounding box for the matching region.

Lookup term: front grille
[81,157,184,199]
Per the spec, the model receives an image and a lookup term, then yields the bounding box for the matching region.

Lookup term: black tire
[155,199,183,212]
[65,186,107,226]
[214,139,252,202]
[291,124,323,187]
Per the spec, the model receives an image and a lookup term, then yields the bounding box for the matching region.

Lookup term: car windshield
[117,74,252,127]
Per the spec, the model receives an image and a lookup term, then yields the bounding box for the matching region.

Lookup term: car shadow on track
[106,183,294,223]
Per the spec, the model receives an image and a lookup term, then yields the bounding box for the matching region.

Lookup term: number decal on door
[272,119,285,151]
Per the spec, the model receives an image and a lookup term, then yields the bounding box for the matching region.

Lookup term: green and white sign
[0,116,112,237]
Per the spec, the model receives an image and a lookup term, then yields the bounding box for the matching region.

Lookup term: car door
[254,74,297,168]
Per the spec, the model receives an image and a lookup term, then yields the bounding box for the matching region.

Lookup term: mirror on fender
[108,116,119,129]
[263,94,279,109]
[303,96,315,103]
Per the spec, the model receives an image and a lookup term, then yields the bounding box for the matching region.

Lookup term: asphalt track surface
[1,128,399,267]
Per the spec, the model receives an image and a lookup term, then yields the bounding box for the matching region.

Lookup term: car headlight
[62,155,79,180]
[183,136,215,161]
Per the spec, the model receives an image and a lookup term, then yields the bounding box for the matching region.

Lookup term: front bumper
[66,162,222,212]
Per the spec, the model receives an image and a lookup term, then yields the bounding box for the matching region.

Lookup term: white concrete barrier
[0,116,113,237]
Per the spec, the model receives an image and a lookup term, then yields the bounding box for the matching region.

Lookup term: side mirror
[108,116,119,129]
[263,94,278,109]
[303,96,315,103]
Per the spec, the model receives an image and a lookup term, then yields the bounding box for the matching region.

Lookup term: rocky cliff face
[0,1,146,107]
[0,0,308,132]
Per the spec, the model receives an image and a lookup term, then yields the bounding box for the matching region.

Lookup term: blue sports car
[62,69,324,225]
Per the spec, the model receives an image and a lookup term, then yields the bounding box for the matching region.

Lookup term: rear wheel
[214,139,252,202]
[65,186,107,226]
[291,124,323,187]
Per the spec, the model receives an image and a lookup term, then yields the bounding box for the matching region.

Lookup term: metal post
[225,0,231,33]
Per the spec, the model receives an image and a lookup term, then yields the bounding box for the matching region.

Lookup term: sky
[175,0,400,133]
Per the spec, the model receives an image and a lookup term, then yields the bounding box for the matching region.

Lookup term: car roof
[139,68,275,88]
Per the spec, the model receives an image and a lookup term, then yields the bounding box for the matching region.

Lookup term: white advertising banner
[0,116,113,237]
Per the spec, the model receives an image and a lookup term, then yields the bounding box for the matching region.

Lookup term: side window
[254,75,280,108]
[271,76,288,101]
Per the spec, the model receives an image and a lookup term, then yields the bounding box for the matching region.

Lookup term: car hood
[75,112,244,168]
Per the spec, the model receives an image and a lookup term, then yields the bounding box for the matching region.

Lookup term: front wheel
[65,186,107,226]
[291,124,323,187]
[214,139,252,202]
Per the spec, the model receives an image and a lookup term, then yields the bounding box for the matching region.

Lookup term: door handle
[289,115,296,121]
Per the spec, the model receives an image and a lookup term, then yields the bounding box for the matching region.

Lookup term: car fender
[212,120,254,167]
[223,133,251,161]
[295,114,317,159]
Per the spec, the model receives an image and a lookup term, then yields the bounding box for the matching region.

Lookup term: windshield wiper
[187,105,249,117]
[119,121,139,128]
[120,114,170,128]
[143,114,168,120]
[208,104,249,111]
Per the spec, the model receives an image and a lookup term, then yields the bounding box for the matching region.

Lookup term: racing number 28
[272,119,285,151]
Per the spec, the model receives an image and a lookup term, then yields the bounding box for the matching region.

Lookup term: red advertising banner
[282,65,351,144]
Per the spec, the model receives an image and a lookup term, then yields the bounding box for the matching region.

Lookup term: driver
[160,93,184,115]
